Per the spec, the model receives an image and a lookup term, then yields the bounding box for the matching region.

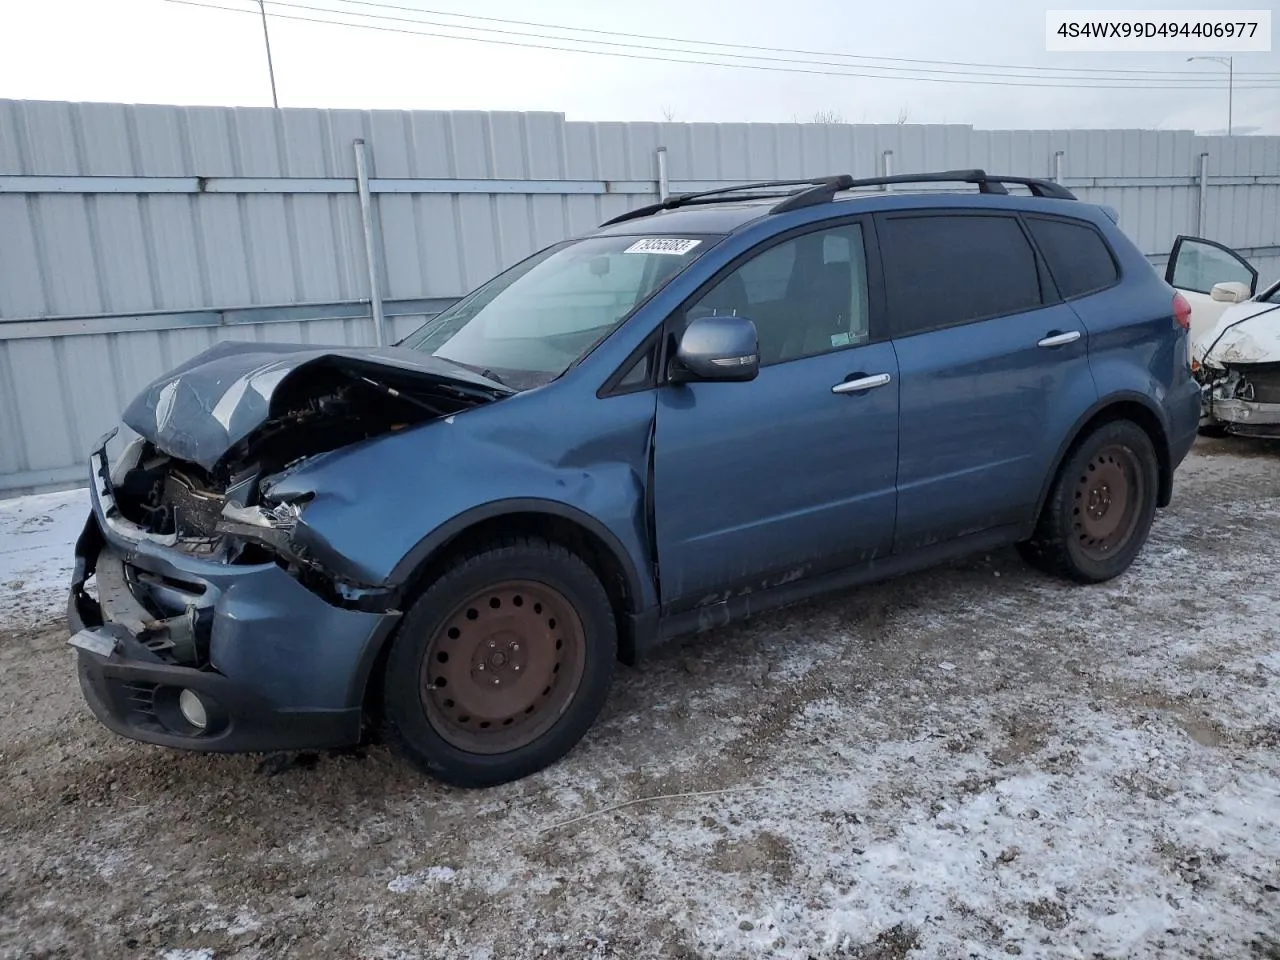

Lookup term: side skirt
[631,523,1030,658]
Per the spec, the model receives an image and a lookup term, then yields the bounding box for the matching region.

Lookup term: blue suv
[68,170,1201,786]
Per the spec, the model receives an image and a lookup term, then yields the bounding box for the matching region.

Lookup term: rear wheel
[383,537,615,787]
[1017,420,1159,583]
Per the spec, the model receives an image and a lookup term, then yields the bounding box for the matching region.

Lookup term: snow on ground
[0,487,87,629]
[1,440,1278,959]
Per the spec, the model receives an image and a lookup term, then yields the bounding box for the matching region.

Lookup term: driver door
[1165,235,1258,343]
[652,219,899,611]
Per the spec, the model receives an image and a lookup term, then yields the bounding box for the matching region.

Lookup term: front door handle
[1038,330,1082,348]
[832,373,892,394]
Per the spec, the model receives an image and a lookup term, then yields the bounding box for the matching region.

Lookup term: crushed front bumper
[1205,397,1280,437]
[69,441,400,753]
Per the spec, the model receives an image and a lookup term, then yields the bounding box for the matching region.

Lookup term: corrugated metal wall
[2,99,1279,494]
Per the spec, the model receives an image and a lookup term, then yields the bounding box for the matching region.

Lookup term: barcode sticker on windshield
[623,238,702,256]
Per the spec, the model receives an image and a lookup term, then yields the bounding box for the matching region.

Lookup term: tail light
[1173,292,1192,331]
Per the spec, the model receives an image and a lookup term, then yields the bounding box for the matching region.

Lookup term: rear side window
[1026,216,1118,299]
[878,214,1042,336]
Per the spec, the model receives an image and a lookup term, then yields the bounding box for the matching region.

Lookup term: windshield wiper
[443,359,509,387]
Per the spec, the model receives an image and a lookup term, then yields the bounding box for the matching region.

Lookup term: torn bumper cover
[1199,363,1280,438]
[69,439,400,753]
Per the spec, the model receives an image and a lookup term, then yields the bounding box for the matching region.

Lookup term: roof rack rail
[599,176,853,226]
[772,169,1077,211]
[599,169,1077,227]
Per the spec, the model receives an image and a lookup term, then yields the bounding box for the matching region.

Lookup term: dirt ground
[2,437,1279,960]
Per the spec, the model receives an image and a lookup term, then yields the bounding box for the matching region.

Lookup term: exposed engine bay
[1194,298,1280,438]
[104,350,508,600]
[1200,362,1280,405]
[1196,361,1280,438]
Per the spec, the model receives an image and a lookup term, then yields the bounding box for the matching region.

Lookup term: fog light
[178,688,208,730]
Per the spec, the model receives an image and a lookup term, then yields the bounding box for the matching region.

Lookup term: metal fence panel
[1,98,1279,494]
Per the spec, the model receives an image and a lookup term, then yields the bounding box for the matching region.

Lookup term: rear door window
[877,213,1042,337]
[1025,216,1119,298]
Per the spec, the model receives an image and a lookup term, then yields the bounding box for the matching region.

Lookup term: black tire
[1017,419,1159,584]
[383,536,615,788]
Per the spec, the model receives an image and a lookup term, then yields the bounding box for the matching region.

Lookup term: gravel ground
[2,437,1279,960]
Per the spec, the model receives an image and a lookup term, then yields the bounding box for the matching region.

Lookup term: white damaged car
[1192,277,1280,438]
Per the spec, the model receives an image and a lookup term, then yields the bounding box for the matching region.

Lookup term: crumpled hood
[121,340,512,471]
[1194,300,1280,366]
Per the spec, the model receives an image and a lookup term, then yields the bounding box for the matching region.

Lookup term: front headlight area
[216,494,309,552]
[216,491,396,612]
[101,437,393,612]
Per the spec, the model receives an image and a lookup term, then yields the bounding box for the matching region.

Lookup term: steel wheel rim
[419,579,587,755]
[1073,443,1144,561]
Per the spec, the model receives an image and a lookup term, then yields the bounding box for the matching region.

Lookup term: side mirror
[1210,280,1250,303]
[672,315,759,383]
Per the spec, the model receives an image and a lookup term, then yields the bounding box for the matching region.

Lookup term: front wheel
[383,537,615,787]
[1017,420,1159,583]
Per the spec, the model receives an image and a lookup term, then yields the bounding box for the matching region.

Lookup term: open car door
[1165,236,1258,343]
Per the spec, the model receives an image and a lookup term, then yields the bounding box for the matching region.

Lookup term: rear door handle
[1037,330,1082,348]
[832,373,892,394]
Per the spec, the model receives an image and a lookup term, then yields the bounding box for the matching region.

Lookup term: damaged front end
[103,435,386,612]
[1193,297,1280,438]
[1197,362,1280,438]
[108,344,510,602]
[68,342,511,752]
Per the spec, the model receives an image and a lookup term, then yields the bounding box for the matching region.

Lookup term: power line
[303,0,1280,80]
[165,0,1280,90]
[255,0,1275,85]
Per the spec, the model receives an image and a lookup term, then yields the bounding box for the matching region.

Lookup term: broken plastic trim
[90,431,179,548]
[93,434,395,614]
[1197,302,1280,425]
[213,498,398,613]
[219,500,304,533]
[277,547,400,614]
[95,546,200,664]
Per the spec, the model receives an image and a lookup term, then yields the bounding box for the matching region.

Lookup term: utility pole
[1187,56,1233,135]
[258,0,279,108]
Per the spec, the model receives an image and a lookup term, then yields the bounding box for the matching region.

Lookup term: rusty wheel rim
[1073,443,1143,561]
[419,580,587,755]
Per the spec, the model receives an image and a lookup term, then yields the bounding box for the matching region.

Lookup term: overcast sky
[1,0,1278,133]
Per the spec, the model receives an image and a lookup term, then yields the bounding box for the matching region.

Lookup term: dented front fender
[267,386,659,611]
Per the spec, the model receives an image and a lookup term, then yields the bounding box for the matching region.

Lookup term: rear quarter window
[878,213,1043,336]
[1025,216,1119,299]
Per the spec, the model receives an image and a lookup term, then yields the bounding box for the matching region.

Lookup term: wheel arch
[356,500,652,718]
[1036,392,1174,520]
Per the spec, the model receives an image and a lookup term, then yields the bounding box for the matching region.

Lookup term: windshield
[399,234,717,390]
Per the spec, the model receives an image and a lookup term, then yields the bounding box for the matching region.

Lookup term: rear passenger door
[877,210,1098,553]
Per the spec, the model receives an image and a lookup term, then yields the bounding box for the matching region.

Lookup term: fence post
[656,146,670,201]
[1053,150,1065,184]
[1196,152,1210,236]
[353,138,387,347]
[881,149,893,191]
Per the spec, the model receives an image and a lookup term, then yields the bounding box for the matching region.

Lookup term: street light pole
[1187,55,1233,135]
[258,0,280,108]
